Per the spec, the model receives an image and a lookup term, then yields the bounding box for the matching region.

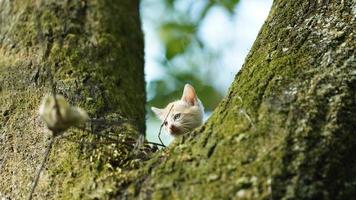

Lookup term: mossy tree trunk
[0,0,145,199]
[123,1,356,200]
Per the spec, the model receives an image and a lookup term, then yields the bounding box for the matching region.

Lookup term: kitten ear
[181,84,197,105]
[151,107,164,120]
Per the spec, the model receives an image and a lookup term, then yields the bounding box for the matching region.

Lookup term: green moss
[121,0,356,199]
[0,0,146,199]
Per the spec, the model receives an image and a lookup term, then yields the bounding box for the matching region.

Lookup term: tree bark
[0,0,145,199]
[125,1,356,200]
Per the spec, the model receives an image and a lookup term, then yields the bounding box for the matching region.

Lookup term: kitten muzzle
[169,125,180,134]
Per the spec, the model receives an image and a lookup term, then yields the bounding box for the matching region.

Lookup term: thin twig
[27,135,55,200]
[29,2,72,199]
[30,8,58,199]
[158,105,174,147]
[133,134,144,153]
[146,141,166,148]
[60,131,166,148]
[239,109,256,131]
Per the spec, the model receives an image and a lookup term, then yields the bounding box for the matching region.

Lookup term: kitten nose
[169,125,178,132]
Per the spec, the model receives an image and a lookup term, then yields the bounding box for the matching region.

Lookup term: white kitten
[151,84,204,136]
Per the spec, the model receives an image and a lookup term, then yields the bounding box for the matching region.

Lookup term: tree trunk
[124,1,356,200]
[0,0,145,199]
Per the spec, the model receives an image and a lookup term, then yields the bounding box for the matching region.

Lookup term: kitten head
[151,84,204,136]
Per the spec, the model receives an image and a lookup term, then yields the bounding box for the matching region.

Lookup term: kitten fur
[151,84,204,136]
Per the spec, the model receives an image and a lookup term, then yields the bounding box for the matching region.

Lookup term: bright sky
[141,0,273,144]
[199,0,273,91]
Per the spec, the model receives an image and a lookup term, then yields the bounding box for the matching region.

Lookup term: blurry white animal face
[151,84,204,136]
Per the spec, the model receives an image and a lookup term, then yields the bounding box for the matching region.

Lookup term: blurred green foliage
[159,0,240,60]
[144,0,240,112]
[149,71,222,111]
[159,22,196,60]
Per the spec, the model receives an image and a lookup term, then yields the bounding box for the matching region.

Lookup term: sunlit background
[140,0,273,145]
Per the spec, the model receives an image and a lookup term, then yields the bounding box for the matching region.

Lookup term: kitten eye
[164,121,168,126]
[173,113,181,120]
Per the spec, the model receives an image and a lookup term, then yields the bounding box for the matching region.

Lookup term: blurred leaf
[197,1,214,22]
[159,22,196,59]
[163,0,175,8]
[196,38,205,48]
[165,37,190,59]
[159,23,196,42]
[212,0,240,14]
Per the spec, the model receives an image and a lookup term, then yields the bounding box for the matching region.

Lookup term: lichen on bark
[0,0,146,199]
[122,1,356,199]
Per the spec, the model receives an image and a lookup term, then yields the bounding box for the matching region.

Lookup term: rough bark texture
[0,0,145,199]
[124,1,356,200]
